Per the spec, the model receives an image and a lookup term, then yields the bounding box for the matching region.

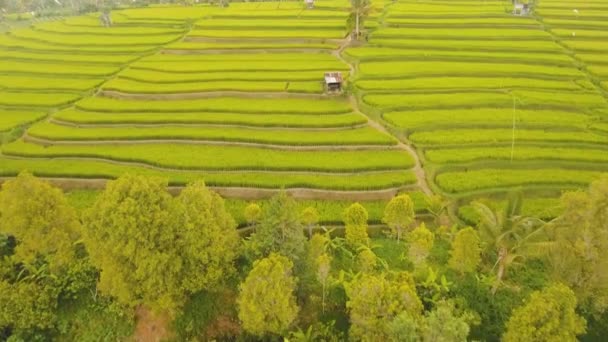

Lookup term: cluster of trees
[0,171,606,340]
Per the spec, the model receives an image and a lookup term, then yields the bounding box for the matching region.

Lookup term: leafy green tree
[422,300,470,342]
[356,247,378,273]
[387,311,420,341]
[425,194,450,227]
[0,278,58,332]
[383,194,415,241]
[174,181,240,293]
[246,191,306,266]
[84,175,239,314]
[407,223,434,267]
[301,206,320,238]
[503,284,586,342]
[0,171,81,272]
[316,253,332,314]
[244,202,262,230]
[473,192,552,294]
[343,203,369,248]
[346,272,422,340]
[547,176,608,315]
[448,227,481,275]
[237,253,299,337]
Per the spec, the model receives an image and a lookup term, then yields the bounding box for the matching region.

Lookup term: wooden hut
[324,72,343,92]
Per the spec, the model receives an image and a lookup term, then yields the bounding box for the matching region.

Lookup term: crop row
[0,49,139,65]
[103,78,322,94]
[28,121,396,146]
[0,34,156,53]
[372,27,552,40]
[0,109,46,131]
[368,38,564,53]
[561,40,608,53]
[0,157,417,191]
[118,69,340,83]
[0,60,121,77]
[363,90,608,111]
[0,91,81,108]
[436,168,604,193]
[166,41,340,50]
[410,128,607,146]
[10,28,182,47]
[541,18,608,30]
[383,108,593,130]
[194,19,345,30]
[2,140,415,172]
[144,52,339,63]
[33,21,186,36]
[131,59,348,73]
[425,146,608,164]
[76,96,353,114]
[0,75,103,91]
[355,77,591,92]
[345,47,575,65]
[188,28,346,39]
[53,109,366,128]
[385,16,539,27]
[358,60,582,79]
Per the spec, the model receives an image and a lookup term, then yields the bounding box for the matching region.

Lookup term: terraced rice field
[0,0,417,195]
[1,0,607,204]
[345,0,608,199]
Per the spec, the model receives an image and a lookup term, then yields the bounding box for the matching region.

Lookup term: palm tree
[350,0,370,40]
[473,192,553,294]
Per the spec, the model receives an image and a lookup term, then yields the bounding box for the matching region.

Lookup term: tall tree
[343,203,370,248]
[0,171,81,273]
[448,227,482,275]
[346,272,422,340]
[502,284,586,342]
[301,206,320,238]
[473,192,552,294]
[237,253,299,337]
[422,300,470,342]
[246,191,306,266]
[383,194,415,241]
[407,223,434,267]
[244,202,262,230]
[546,176,608,315]
[84,175,239,314]
[349,0,370,40]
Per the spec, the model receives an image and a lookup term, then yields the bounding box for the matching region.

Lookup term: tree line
[0,171,606,340]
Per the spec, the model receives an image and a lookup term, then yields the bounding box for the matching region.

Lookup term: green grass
[358,60,582,79]
[0,156,416,190]
[0,75,103,91]
[53,108,366,128]
[119,69,338,83]
[458,197,563,224]
[0,109,46,131]
[372,27,552,40]
[356,77,589,92]
[363,90,607,111]
[2,140,415,172]
[436,168,604,193]
[131,59,348,73]
[0,60,120,76]
[425,146,608,164]
[384,108,593,130]
[28,121,396,146]
[410,128,608,145]
[0,91,81,108]
[76,96,353,114]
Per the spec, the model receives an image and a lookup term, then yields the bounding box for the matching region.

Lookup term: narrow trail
[334,38,433,196]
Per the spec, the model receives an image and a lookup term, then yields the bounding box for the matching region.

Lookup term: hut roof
[324,72,343,84]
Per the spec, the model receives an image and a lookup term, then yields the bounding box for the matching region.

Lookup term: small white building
[305,0,314,9]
